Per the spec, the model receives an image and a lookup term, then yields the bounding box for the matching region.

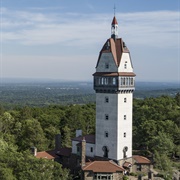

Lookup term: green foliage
[0,94,179,177]
[129,172,137,176]
[123,175,129,180]
[0,136,71,180]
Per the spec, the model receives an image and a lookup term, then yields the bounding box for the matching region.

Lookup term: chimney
[76,129,82,137]
[30,147,37,156]
[81,137,86,168]
[55,134,61,150]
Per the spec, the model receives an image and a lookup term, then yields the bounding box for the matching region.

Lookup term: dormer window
[105,97,109,103]
[105,131,109,138]
[124,63,127,69]
[105,63,109,69]
[105,114,109,120]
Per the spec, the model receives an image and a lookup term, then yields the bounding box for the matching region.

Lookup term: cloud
[1,8,179,49]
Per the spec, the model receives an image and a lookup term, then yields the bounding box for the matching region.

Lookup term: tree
[149,132,175,156]
[61,126,71,147]
[18,118,47,151]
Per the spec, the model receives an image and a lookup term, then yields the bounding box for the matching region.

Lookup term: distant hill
[0,79,179,107]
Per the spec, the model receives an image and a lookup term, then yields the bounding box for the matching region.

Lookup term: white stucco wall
[95,93,133,160]
[72,140,95,157]
[117,93,133,160]
[118,53,133,72]
[95,93,118,159]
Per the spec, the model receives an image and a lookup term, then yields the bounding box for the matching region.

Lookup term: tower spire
[111,12,118,40]
[113,4,116,16]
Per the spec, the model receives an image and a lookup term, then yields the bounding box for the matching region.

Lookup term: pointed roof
[112,16,118,25]
[95,38,130,68]
[83,160,124,173]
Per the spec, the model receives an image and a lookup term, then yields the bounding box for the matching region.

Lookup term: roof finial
[113,4,116,16]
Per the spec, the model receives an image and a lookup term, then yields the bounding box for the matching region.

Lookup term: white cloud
[1,8,179,82]
[1,8,179,49]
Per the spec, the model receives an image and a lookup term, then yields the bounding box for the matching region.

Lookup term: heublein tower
[93,16,136,162]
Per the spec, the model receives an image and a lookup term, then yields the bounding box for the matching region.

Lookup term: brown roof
[93,72,136,77]
[72,134,95,144]
[112,16,118,25]
[133,155,151,164]
[83,160,124,173]
[96,38,131,68]
[36,150,58,160]
[123,162,132,168]
[56,147,72,157]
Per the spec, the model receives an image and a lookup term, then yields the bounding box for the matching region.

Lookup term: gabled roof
[123,162,132,168]
[112,16,118,25]
[72,134,95,144]
[83,160,124,173]
[96,38,130,68]
[133,155,151,164]
[36,150,58,160]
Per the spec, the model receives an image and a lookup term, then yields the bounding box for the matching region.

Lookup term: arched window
[102,146,109,158]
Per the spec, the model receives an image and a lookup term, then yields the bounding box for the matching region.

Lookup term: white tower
[93,16,135,161]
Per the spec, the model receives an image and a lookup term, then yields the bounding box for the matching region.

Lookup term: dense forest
[0,82,179,179]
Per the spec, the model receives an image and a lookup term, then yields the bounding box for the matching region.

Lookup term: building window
[105,131,109,138]
[124,63,127,69]
[124,98,127,103]
[105,114,109,120]
[105,63,109,69]
[124,133,126,137]
[105,97,109,103]
[90,147,93,152]
[77,146,80,152]
[137,164,141,171]
[124,115,126,120]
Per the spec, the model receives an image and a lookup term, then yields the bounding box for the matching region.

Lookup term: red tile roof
[133,155,151,164]
[36,150,58,160]
[72,134,95,144]
[83,161,124,173]
[112,16,118,25]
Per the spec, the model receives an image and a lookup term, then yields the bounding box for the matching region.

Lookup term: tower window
[105,131,109,138]
[124,115,126,120]
[105,114,109,120]
[130,78,134,86]
[124,63,127,69]
[105,97,109,103]
[124,133,126,137]
[112,78,116,85]
[124,98,127,103]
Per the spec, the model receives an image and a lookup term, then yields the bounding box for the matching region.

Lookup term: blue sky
[1,0,180,82]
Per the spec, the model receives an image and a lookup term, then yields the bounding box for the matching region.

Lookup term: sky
[1,0,180,82]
